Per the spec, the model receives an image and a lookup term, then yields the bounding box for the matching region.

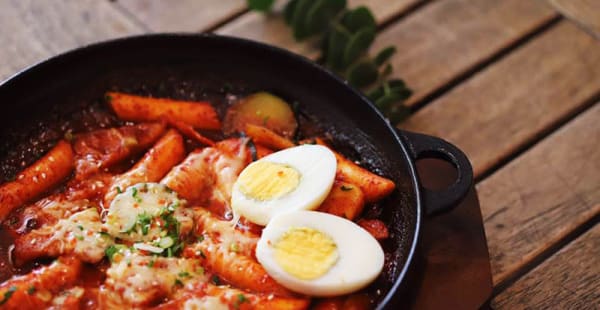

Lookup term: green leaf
[305,0,347,35]
[367,79,411,102]
[347,59,378,88]
[381,63,393,76]
[374,90,406,112]
[305,0,329,35]
[388,103,411,123]
[342,6,376,33]
[326,24,352,70]
[387,79,407,89]
[325,0,346,12]
[247,0,275,12]
[284,0,300,24]
[367,86,384,101]
[374,46,396,66]
[291,0,315,40]
[342,27,375,66]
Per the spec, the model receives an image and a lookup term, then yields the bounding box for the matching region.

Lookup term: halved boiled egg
[256,210,385,296]
[230,144,336,226]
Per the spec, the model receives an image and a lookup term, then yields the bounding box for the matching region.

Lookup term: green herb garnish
[0,286,17,305]
[247,0,412,122]
[234,293,249,309]
[105,244,126,262]
[174,279,184,288]
[131,187,142,203]
[137,213,152,236]
[27,286,36,295]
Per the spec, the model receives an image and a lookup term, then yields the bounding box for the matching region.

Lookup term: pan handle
[396,129,473,216]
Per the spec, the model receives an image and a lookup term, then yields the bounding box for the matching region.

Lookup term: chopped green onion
[0,286,17,305]
[133,243,164,254]
[105,244,127,262]
[174,279,184,288]
[158,236,175,249]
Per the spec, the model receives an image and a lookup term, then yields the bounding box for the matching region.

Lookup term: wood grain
[0,0,143,81]
[115,0,246,32]
[216,0,422,57]
[492,224,600,309]
[401,21,600,178]
[548,0,600,39]
[370,0,557,107]
[477,102,600,285]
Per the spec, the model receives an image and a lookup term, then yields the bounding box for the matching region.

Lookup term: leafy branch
[247,0,412,123]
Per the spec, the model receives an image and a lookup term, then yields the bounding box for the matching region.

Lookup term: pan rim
[0,33,423,308]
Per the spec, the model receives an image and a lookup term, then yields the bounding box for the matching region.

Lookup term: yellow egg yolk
[238,162,300,201]
[274,227,339,280]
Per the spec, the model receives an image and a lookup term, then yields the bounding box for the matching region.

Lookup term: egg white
[230,144,336,226]
[256,210,385,296]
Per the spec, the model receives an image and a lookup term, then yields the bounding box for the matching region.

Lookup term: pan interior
[0,35,418,306]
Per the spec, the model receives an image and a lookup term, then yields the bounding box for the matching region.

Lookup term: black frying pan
[0,34,473,309]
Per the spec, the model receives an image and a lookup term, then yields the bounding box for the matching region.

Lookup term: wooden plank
[115,0,246,32]
[0,0,143,81]
[370,0,557,107]
[477,103,600,285]
[492,224,600,309]
[401,21,600,178]
[547,0,600,39]
[216,0,422,57]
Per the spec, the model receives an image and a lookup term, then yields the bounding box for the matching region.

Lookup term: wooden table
[1,0,598,308]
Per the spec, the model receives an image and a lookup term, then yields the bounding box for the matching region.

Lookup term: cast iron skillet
[0,34,473,309]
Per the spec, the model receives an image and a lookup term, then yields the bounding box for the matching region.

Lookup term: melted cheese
[51,287,85,307]
[32,208,113,263]
[105,253,207,306]
[193,207,257,257]
[212,145,248,207]
[104,183,193,244]
[20,198,92,229]
[183,297,229,310]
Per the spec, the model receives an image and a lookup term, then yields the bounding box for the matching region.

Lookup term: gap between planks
[477,101,600,287]
[216,0,429,59]
[403,20,600,292]
[407,15,562,113]
[492,222,600,309]
[491,209,600,299]
[110,0,248,33]
[475,90,600,183]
